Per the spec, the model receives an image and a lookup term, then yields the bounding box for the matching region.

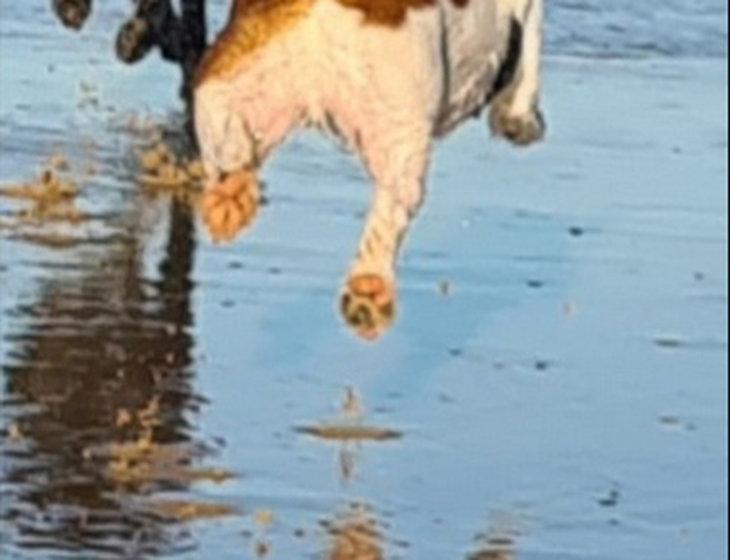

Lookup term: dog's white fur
[195,0,544,335]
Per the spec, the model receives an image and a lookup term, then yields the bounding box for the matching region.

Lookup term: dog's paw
[489,105,545,146]
[115,17,153,64]
[53,0,92,30]
[201,171,260,243]
[340,273,396,341]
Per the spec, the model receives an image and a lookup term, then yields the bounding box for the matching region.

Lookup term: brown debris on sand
[295,424,402,442]
[136,140,206,192]
[468,511,526,560]
[7,422,24,442]
[295,387,402,442]
[96,438,235,487]
[0,162,85,226]
[0,168,77,204]
[323,504,384,560]
[143,499,237,522]
[82,397,235,489]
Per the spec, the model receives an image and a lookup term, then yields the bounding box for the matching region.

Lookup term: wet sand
[1,3,727,559]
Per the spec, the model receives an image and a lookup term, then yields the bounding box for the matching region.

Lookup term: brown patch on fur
[338,0,468,26]
[194,0,314,87]
[337,0,434,25]
[195,0,470,87]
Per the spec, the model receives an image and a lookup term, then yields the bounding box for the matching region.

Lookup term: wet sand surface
[1,2,727,559]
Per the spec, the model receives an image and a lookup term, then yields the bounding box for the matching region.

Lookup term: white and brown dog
[194,0,545,339]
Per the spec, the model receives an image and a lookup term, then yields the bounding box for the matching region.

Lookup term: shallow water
[1,2,728,559]
[547,0,728,59]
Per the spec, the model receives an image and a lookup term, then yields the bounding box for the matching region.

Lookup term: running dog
[194,0,546,339]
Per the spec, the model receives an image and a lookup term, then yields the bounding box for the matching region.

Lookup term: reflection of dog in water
[194,0,546,339]
[0,197,231,555]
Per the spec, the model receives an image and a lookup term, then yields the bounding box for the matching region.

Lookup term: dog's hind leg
[115,0,182,65]
[488,0,546,145]
[116,0,208,135]
[179,0,208,108]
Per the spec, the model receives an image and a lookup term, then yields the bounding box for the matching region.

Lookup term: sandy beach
[0,2,727,559]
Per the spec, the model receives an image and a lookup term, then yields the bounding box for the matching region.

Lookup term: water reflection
[467,513,523,560]
[323,503,385,560]
[468,539,517,560]
[296,388,402,485]
[0,194,232,556]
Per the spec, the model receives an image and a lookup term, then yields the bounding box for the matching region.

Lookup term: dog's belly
[195,0,517,175]
[302,0,511,140]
